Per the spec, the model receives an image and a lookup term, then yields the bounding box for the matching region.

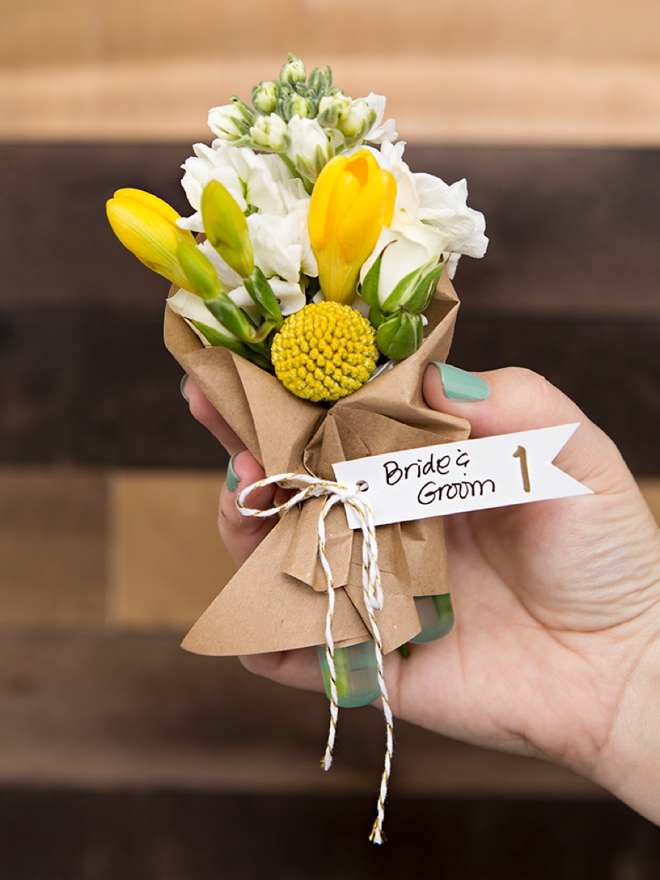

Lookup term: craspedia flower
[271,302,379,402]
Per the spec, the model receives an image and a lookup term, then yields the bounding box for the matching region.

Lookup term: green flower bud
[376,310,423,360]
[207,104,248,141]
[176,240,222,300]
[201,180,254,278]
[283,92,315,121]
[280,53,306,85]
[248,113,289,152]
[287,117,334,182]
[231,95,256,125]
[380,258,439,313]
[308,65,333,96]
[403,262,445,314]
[252,81,279,114]
[337,98,377,147]
[317,93,352,128]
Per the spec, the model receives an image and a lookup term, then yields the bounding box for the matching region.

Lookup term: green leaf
[243,267,283,329]
[204,295,254,341]
[250,319,277,345]
[191,321,272,370]
[359,253,382,308]
[376,310,423,361]
[191,321,251,354]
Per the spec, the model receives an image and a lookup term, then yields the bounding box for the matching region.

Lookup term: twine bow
[236,472,394,844]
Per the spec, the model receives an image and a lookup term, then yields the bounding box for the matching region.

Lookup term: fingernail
[226,452,241,493]
[433,363,490,401]
[180,373,189,403]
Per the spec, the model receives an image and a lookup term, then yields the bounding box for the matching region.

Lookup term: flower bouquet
[107,54,487,841]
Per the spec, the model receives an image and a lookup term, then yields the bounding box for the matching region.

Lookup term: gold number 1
[513,445,531,492]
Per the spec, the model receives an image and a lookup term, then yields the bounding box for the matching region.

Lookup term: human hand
[183,366,660,824]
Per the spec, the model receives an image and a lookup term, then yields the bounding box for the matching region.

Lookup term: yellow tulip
[308,149,396,305]
[106,188,195,290]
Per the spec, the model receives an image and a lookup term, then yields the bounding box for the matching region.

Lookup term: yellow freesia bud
[201,180,254,279]
[308,149,396,305]
[106,188,195,290]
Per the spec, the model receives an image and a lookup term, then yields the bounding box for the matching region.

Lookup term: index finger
[182,375,245,456]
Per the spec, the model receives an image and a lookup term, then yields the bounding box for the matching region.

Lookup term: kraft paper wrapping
[164,271,470,657]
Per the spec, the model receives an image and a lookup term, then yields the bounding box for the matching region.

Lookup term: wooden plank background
[0,0,659,143]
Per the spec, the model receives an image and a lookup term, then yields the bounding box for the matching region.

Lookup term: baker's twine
[236,472,394,844]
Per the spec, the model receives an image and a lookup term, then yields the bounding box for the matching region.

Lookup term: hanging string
[236,472,394,844]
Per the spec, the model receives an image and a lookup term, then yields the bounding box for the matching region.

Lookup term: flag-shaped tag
[333,423,592,530]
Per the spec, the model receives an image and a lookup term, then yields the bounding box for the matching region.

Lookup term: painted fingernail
[226,452,241,492]
[433,363,490,401]
[180,373,189,403]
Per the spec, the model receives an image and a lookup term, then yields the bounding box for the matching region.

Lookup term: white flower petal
[198,240,243,290]
[268,278,306,315]
[413,174,488,258]
[247,214,298,282]
[176,212,204,233]
[364,93,398,145]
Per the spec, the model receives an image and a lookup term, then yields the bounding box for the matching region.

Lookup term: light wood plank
[108,469,236,630]
[0,55,659,145]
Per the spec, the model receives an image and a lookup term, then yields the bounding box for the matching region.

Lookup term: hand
[183,366,660,824]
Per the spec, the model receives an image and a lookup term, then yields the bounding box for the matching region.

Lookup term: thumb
[423,363,632,495]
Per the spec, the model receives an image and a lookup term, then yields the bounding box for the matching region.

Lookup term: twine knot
[236,471,394,845]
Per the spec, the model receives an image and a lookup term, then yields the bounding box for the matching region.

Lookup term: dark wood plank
[1,144,659,470]
[0,790,658,879]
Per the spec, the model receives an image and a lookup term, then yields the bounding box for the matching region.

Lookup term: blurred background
[1,1,660,876]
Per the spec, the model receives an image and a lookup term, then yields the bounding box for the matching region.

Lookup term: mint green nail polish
[226,452,240,493]
[409,594,454,644]
[433,362,489,401]
[316,641,381,708]
[180,373,189,403]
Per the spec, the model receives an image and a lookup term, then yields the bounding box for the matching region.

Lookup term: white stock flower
[178,145,246,233]
[207,104,245,141]
[286,116,333,181]
[247,199,317,282]
[178,144,298,231]
[413,174,488,259]
[365,141,488,265]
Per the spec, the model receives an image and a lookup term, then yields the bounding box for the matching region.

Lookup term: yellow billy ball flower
[271,302,379,402]
[106,188,195,290]
[309,149,396,305]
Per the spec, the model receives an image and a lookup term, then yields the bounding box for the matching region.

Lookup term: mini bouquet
[107,54,487,842]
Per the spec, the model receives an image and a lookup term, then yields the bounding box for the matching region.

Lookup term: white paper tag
[332,423,592,529]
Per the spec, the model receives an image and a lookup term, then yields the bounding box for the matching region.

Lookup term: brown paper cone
[165,271,470,656]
